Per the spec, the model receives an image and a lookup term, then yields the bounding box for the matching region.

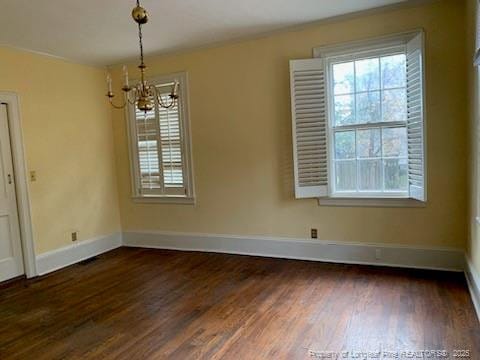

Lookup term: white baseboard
[465,257,480,321]
[36,232,122,276]
[123,231,465,272]
[32,230,476,320]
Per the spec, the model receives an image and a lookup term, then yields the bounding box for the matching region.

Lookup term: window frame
[325,45,409,199]
[311,30,426,206]
[126,71,195,204]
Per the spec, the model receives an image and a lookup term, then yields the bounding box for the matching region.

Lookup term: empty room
[0,0,479,358]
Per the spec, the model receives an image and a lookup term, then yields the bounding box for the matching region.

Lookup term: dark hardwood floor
[0,248,478,359]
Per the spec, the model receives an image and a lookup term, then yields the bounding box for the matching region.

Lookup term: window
[128,72,195,203]
[330,52,408,197]
[290,31,425,203]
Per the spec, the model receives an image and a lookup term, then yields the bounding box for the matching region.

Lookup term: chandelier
[106,0,178,111]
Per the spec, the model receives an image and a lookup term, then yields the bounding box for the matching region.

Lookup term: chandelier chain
[138,22,144,67]
[106,0,179,111]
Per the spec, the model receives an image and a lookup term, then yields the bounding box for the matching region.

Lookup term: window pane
[333,62,354,95]
[335,131,355,159]
[358,159,382,191]
[383,88,406,122]
[381,54,406,89]
[334,94,355,126]
[357,128,381,158]
[330,52,411,196]
[355,58,380,92]
[382,127,407,157]
[384,158,408,191]
[356,91,380,124]
[335,160,356,191]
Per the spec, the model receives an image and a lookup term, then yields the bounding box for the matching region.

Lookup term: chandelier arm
[168,96,177,109]
[153,86,168,108]
[127,97,137,106]
[159,94,175,109]
[125,89,138,106]
[153,86,176,109]
[108,96,127,110]
[158,95,168,108]
[168,98,177,109]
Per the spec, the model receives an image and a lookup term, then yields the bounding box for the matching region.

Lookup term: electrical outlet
[30,171,37,182]
[375,248,382,260]
[311,228,318,239]
[71,231,78,242]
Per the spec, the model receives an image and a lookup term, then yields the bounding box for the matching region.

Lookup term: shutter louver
[289,59,328,198]
[406,32,426,201]
[135,107,162,192]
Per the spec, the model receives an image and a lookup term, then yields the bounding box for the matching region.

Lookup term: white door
[0,104,24,282]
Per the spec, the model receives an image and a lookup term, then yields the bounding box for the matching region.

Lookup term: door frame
[0,92,36,278]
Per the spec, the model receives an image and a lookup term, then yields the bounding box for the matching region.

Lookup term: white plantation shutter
[130,73,194,200]
[157,85,186,195]
[289,59,328,198]
[406,32,426,201]
[135,107,162,192]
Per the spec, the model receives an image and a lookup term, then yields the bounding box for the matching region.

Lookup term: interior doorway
[0,104,24,282]
[0,93,36,280]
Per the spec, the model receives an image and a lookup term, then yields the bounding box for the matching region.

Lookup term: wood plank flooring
[0,248,478,359]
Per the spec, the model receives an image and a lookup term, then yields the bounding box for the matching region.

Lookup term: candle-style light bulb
[171,81,179,98]
[122,65,129,88]
[106,73,113,94]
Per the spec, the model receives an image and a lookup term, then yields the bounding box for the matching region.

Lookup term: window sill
[132,196,195,205]
[318,197,426,208]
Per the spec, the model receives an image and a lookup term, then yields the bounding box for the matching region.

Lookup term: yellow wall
[0,47,121,254]
[111,0,467,249]
[467,0,480,275]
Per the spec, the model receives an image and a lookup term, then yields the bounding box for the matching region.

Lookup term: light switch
[30,171,37,182]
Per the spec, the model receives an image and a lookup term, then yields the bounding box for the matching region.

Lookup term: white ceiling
[0,0,407,66]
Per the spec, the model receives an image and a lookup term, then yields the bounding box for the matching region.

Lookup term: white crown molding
[0,1,438,68]
[0,44,105,69]
[108,0,438,68]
